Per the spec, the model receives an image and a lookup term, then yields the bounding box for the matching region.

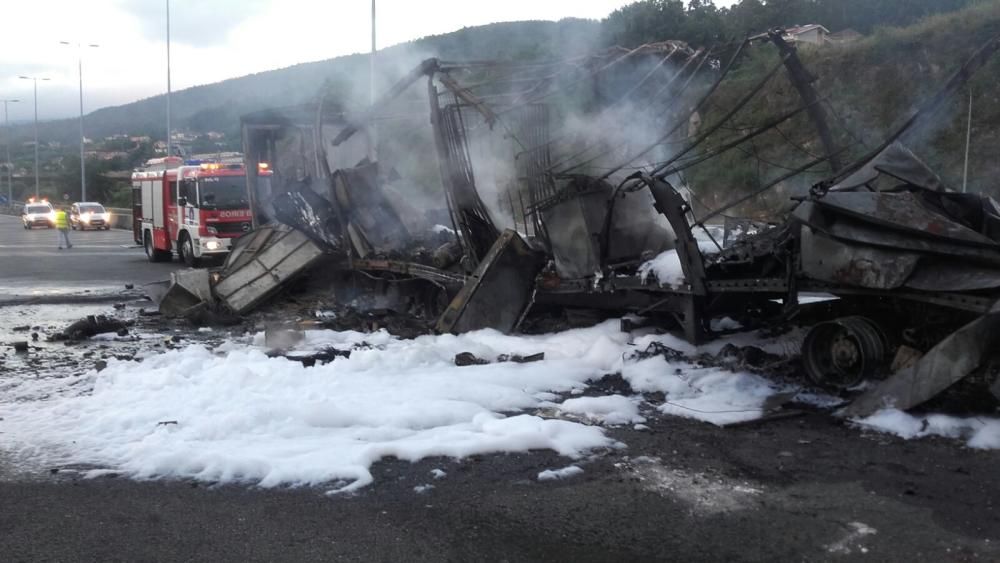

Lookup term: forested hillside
[12,19,599,145]
[602,0,980,47]
[683,1,1000,214]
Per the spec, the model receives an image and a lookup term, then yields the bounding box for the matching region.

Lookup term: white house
[784,24,831,46]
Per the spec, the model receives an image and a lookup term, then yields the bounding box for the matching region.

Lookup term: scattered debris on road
[52,315,130,342]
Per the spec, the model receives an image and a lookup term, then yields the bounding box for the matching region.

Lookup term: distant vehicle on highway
[21,200,55,229]
[70,202,112,231]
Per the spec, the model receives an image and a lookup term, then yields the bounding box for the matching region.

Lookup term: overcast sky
[0,0,736,123]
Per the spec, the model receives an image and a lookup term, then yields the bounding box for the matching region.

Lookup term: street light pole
[0,99,18,205]
[166,0,172,159]
[18,76,49,198]
[60,41,100,202]
[368,0,377,163]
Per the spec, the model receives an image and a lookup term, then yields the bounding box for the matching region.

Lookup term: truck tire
[179,233,201,268]
[144,231,171,263]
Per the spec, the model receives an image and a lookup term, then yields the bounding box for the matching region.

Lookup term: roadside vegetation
[688,1,1000,216]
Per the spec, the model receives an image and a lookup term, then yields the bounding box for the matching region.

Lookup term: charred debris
[152,32,1000,417]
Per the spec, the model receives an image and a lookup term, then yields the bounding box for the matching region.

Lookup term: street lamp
[369,0,377,162]
[0,98,18,205]
[166,0,172,159]
[60,40,100,202]
[18,75,49,198]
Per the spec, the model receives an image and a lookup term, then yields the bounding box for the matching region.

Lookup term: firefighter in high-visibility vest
[55,207,73,250]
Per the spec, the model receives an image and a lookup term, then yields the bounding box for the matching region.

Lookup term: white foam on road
[824,521,877,555]
[538,465,584,481]
[1,323,632,491]
[5,317,995,492]
[854,409,1000,449]
[0,320,799,490]
[557,395,645,426]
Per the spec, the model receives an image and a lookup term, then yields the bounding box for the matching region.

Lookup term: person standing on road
[55,206,73,250]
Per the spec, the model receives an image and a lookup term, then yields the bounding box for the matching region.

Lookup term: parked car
[70,202,112,231]
[21,201,55,229]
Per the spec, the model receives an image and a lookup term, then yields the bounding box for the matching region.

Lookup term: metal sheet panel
[816,191,997,246]
[799,228,918,289]
[271,188,343,250]
[436,229,544,334]
[830,142,947,192]
[542,195,600,279]
[214,226,326,314]
[152,181,164,227]
[905,262,1000,291]
[793,201,1000,265]
[841,310,1000,417]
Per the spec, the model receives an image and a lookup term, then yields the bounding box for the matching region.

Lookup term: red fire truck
[132,157,269,266]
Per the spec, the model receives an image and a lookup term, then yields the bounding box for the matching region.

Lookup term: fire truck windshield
[198,177,248,210]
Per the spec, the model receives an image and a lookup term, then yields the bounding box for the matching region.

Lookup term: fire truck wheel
[145,231,170,263]
[179,234,201,268]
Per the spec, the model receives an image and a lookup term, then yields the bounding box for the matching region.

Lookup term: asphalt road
[0,214,181,300]
[2,413,999,562]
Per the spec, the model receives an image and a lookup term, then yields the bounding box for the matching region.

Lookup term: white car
[70,202,112,231]
[21,202,55,229]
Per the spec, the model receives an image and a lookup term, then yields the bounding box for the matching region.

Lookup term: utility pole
[18,76,49,198]
[166,0,172,159]
[368,0,377,163]
[60,41,100,201]
[0,99,18,205]
[963,88,973,193]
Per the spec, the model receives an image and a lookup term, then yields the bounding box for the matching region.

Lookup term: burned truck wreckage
[159,33,1000,418]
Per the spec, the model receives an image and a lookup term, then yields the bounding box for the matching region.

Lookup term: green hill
[686,1,1000,214]
[10,19,600,145]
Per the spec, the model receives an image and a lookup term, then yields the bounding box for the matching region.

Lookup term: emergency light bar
[198,162,243,171]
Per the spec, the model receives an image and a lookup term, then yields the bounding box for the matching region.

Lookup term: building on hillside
[191,151,243,164]
[85,150,129,160]
[829,29,864,44]
[783,24,830,46]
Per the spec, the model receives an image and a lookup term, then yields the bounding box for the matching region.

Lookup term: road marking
[0,245,130,249]
[0,252,146,257]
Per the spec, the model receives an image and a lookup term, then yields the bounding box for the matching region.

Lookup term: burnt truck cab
[132,157,270,266]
